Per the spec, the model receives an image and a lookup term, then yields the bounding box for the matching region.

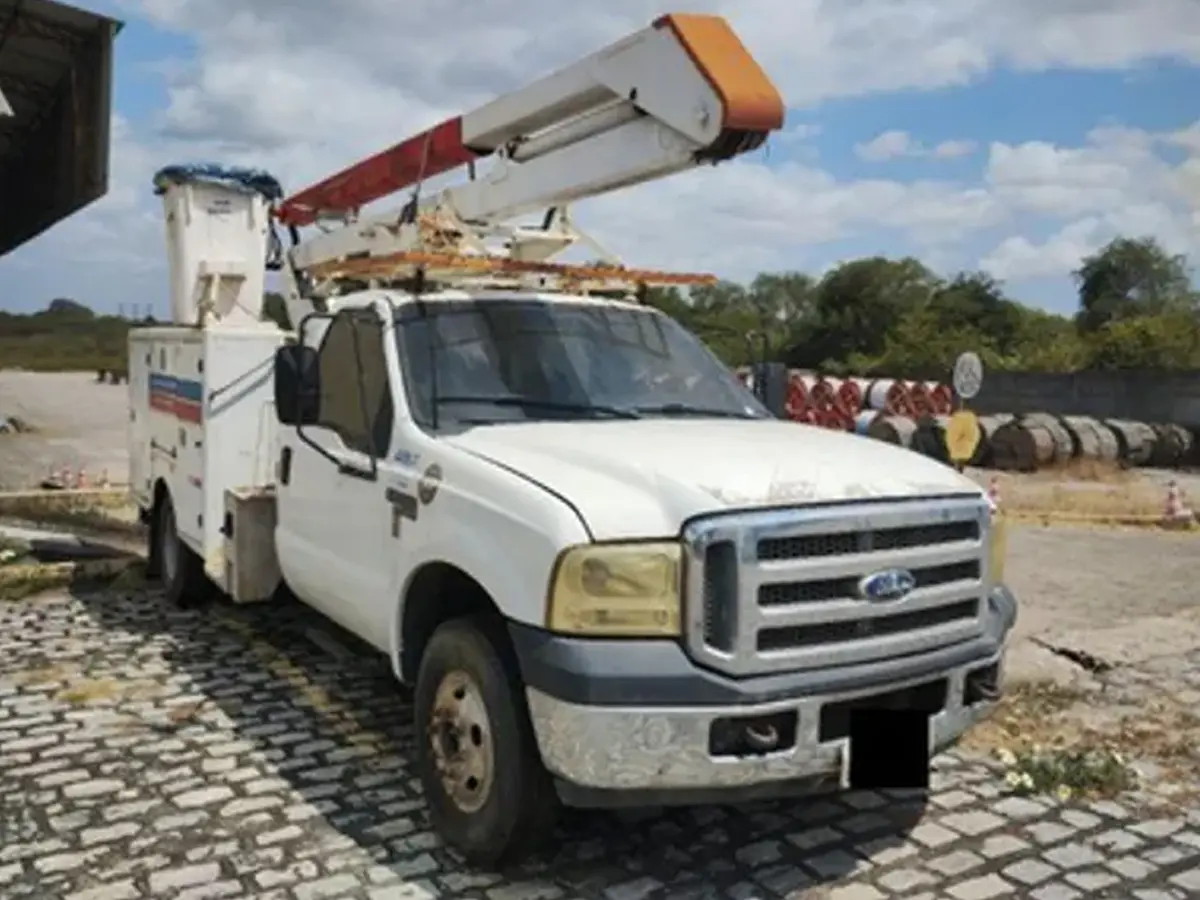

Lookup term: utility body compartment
[128,324,287,601]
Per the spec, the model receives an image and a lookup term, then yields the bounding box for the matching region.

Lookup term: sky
[2,0,1199,318]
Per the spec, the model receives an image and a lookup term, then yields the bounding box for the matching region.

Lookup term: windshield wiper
[436,395,642,419]
[634,403,763,419]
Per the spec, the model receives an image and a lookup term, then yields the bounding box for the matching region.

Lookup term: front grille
[682,496,991,677]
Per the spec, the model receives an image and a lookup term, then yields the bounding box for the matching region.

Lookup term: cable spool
[974,414,1013,467]
[1150,423,1192,467]
[1103,419,1156,467]
[1061,415,1105,461]
[928,382,954,415]
[1020,413,1074,464]
[839,378,867,413]
[990,421,1054,472]
[908,382,933,417]
[866,379,913,417]
[912,415,950,463]
[811,376,838,409]
[867,414,916,447]
[1172,424,1195,465]
[797,373,820,405]
[784,373,809,422]
[854,410,881,436]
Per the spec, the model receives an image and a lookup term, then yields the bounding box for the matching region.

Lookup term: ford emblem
[858,568,916,602]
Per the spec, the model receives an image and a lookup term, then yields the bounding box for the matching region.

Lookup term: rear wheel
[153,492,210,608]
[414,616,557,866]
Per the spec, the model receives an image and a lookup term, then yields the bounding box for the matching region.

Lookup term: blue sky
[2,1,1198,319]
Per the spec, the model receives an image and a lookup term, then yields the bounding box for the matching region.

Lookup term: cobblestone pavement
[2,588,1198,900]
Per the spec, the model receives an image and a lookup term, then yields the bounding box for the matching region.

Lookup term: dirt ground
[0,370,129,490]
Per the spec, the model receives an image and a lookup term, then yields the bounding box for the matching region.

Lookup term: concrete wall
[972,370,1200,429]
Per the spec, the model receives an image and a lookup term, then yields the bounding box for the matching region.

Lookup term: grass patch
[0,493,140,536]
[963,679,1200,801]
[996,746,1136,801]
[981,472,1169,521]
[0,558,145,602]
[1026,459,1139,484]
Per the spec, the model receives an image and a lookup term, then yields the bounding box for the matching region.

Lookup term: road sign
[945,409,981,464]
[953,351,983,400]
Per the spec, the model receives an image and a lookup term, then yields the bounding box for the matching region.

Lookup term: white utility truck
[128,12,1017,865]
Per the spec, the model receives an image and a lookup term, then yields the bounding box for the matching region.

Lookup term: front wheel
[414,616,557,866]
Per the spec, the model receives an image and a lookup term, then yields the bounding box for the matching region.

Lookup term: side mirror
[274,344,320,426]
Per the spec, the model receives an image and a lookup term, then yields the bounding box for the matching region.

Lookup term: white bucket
[162,180,271,327]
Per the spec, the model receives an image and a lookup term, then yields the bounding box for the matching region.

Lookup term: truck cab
[266,286,1017,863]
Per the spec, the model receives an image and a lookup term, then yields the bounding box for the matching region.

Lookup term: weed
[995,746,1136,800]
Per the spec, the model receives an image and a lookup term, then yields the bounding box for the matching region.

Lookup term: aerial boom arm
[276,13,784,230]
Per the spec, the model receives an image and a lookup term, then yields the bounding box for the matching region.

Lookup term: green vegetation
[2,235,1197,376]
[0,298,139,373]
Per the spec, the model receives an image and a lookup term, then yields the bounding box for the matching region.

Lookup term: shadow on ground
[67,582,928,897]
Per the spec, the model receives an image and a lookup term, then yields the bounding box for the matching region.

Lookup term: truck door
[274,308,395,648]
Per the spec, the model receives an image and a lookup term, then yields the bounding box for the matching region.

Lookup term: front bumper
[512,584,1017,808]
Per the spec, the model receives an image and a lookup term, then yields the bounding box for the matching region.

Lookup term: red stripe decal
[277,116,483,227]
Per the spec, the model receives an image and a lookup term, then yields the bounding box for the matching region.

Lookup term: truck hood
[444,419,982,540]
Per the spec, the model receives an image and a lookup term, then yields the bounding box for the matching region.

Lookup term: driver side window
[316,311,394,457]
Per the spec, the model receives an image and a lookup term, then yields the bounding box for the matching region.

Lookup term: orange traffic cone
[1163,480,1194,528]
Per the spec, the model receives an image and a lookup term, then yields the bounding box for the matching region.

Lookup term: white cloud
[981,219,1103,281]
[978,124,1200,281]
[855,131,918,162]
[855,131,978,162]
[4,0,1200,314]
[932,139,979,159]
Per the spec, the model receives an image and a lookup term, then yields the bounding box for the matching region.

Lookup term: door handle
[279,447,292,485]
[337,460,376,481]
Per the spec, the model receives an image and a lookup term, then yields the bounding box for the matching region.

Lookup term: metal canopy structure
[0,0,121,257]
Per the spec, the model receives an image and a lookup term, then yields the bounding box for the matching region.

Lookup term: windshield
[394,298,769,429]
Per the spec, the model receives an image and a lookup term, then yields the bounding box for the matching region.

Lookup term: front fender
[388,538,547,685]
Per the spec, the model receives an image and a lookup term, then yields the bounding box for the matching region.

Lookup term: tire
[153,492,211,609]
[414,615,558,866]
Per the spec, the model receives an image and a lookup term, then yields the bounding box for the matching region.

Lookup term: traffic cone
[1162,480,1194,528]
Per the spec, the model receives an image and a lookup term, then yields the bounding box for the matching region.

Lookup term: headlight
[988,508,1008,583]
[546,542,682,637]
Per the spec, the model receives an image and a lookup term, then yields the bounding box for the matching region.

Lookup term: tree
[1085,311,1200,369]
[1074,236,1196,332]
[788,257,937,369]
[928,272,1024,357]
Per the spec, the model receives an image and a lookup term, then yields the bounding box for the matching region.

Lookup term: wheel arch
[396,560,508,685]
